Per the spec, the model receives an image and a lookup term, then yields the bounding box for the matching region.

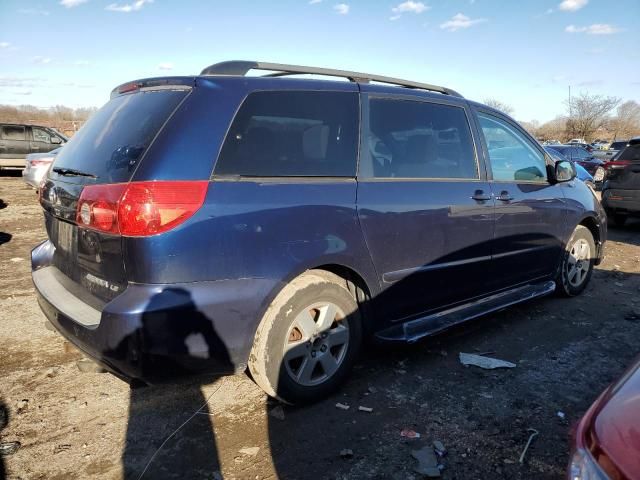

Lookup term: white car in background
[22,147,61,189]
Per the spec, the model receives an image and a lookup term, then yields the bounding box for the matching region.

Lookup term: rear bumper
[602,189,640,215]
[0,158,26,168]
[31,240,277,383]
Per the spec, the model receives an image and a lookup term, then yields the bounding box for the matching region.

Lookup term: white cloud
[18,8,50,15]
[158,62,174,71]
[390,14,401,20]
[309,0,322,4]
[60,0,88,8]
[333,3,349,14]
[105,0,153,13]
[558,0,588,11]
[565,23,622,34]
[0,42,10,49]
[74,60,91,66]
[440,13,486,32]
[392,1,429,14]
[33,56,52,64]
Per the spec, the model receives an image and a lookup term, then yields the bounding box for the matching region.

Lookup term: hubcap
[567,238,591,287]
[283,302,349,387]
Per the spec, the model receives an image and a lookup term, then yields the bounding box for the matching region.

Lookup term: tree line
[485,94,640,143]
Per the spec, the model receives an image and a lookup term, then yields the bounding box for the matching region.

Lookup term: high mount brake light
[76,181,208,236]
[117,82,141,94]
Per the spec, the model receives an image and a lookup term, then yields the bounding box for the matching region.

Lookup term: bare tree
[566,92,620,141]
[609,100,640,141]
[536,117,567,142]
[483,98,514,116]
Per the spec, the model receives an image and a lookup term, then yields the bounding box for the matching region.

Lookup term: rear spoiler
[110,77,195,99]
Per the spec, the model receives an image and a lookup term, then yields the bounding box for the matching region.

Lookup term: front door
[475,110,566,291]
[357,95,495,323]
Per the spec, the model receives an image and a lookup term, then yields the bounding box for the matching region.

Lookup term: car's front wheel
[555,225,595,297]
[248,270,362,404]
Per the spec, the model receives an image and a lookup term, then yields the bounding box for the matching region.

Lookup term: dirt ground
[1,172,639,480]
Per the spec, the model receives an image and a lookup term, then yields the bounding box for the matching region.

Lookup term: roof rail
[199,60,463,98]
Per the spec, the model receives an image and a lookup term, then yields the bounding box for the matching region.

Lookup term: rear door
[0,125,29,161]
[474,110,567,290]
[357,94,495,322]
[40,87,191,307]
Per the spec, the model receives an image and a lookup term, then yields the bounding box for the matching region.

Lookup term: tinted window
[478,113,547,182]
[618,145,640,162]
[611,141,628,150]
[572,147,589,160]
[32,127,51,143]
[2,125,26,141]
[52,89,188,184]
[216,91,358,177]
[361,99,477,179]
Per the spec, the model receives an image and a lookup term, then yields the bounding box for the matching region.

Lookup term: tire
[555,225,596,297]
[248,270,362,404]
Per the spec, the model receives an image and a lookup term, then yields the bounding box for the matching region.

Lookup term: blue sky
[0,0,638,123]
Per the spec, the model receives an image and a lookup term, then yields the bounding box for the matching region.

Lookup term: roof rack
[199,60,463,98]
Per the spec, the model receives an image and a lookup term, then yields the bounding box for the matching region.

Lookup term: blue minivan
[32,61,606,403]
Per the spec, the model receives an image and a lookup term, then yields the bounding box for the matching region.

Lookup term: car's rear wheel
[248,270,362,404]
[555,225,595,297]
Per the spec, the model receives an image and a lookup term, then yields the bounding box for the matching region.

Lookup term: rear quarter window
[52,89,189,184]
[1,125,26,141]
[215,91,359,177]
[618,145,640,162]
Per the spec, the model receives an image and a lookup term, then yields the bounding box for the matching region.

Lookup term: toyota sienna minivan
[32,61,606,404]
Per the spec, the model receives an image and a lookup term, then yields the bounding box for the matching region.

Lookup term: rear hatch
[39,82,191,307]
[605,142,640,190]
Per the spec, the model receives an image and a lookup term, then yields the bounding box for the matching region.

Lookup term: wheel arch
[578,215,604,264]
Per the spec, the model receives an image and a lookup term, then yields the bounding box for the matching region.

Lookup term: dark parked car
[0,123,67,170]
[32,61,606,404]
[593,140,628,161]
[547,145,606,185]
[569,355,640,480]
[601,137,640,226]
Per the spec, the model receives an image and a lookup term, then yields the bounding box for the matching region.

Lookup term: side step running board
[376,281,556,343]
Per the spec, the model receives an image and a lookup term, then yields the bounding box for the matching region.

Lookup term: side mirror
[554,160,576,183]
[51,137,62,144]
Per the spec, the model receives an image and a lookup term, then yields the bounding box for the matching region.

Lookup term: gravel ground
[1,173,639,480]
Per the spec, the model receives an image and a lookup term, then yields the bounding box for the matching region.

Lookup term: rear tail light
[30,159,53,167]
[604,160,631,170]
[76,181,208,236]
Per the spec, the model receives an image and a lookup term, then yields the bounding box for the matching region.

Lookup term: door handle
[471,190,492,201]
[495,191,513,202]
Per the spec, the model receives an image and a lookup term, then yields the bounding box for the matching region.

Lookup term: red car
[570,356,640,479]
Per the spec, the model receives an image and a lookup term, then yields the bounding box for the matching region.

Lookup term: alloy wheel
[283,302,349,387]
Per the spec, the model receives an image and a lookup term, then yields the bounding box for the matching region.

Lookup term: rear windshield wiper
[52,167,97,178]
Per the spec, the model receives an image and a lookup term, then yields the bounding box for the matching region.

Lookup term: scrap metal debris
[335,402,350,410]
[358,406,373,413]
[459,352,516,370]
[400,428,421,439]
[433,440,446,457]
[0,441,21,456]
[412,446,441,477]
[519,428,539,464]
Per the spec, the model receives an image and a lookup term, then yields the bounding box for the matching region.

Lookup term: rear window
[215,91,359,177]
[618,145,640,162]
[611,141,628,150]
[52,89,189,183]
[1,125,26,141]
